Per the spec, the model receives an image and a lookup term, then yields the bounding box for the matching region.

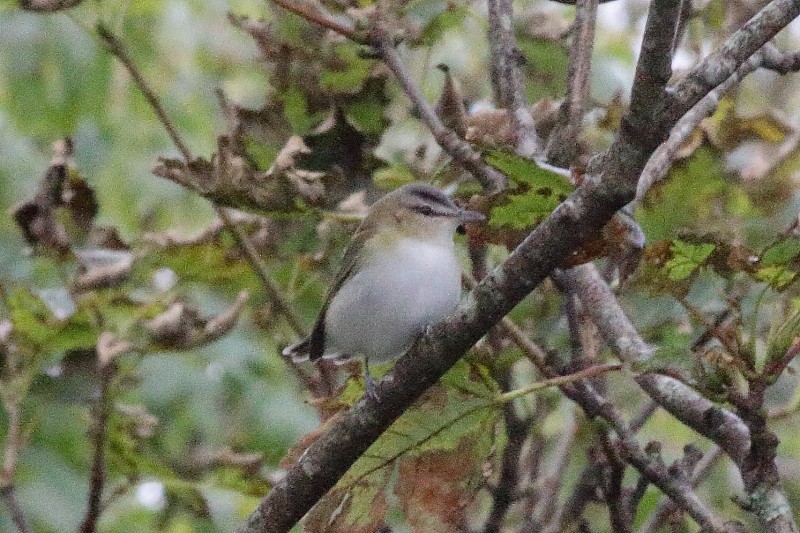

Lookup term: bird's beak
[457,208,486,223]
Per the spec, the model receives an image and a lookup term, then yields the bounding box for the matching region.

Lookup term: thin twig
[372,24,508,193]
[664,0,800,126]
[566,382,730,533]
[526,410,577,532]
[215,208,305,337]
[482,371,530,533]
[97,25,192,161]
[558,264,751,464]
[270,0,359,41]
[0,398,31,533]
[78,362,114,533]
[545,0,599,167]
[95,24,318,388]
[638,446,724,533]
[487,0,541,157]
[0,486,31,533]
[634,51,764,203]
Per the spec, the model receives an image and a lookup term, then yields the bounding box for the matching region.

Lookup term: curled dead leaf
[146,291,249,350]
[73,250,134,292]
[97,332,134,368]
[11,138,98,257]
[434,64,467,136]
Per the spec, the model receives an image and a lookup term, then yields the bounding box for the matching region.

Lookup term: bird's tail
[282,338,311,363]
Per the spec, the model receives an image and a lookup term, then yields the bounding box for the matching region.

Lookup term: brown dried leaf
[145,291,249,350]
[116,404,159,439]
[152,135,328,214]
[97,331,134,368]
[394,439,478,533]
[19,0,83,12]
[73,250,134,292]
[11,138,98,256]
[465,109,514,147]
[434,64,467,136]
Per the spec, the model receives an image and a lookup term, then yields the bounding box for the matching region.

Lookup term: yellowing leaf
[485,150,573,230]
[755,266,796,290]
[665,240,716,281]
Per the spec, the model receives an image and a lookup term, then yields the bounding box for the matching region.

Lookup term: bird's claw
[364,372,380,402]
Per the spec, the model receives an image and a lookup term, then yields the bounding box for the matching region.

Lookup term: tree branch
[634,51,764,202]
[269,0,359,41]
[639,446,724,533]
[78,359,114,533]
[664,0,800,125]
[545,0,599,167]
[371,24,508,193]
[0,398,31,533]
[487,0,542,156]
[558,265,752,465]
[563,381,731,533]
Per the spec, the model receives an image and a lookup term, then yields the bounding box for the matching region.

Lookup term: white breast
[324,238,462,363]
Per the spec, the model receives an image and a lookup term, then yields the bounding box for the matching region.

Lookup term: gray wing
[307,228,370,361]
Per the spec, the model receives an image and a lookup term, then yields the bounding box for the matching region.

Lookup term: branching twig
[269,0,359,41]
[487,0,541,157]
[639,446,724,533]
[558,265,751,464]
[97,25,192,162]
[545,0,599,167]
[564,382,730,533]
[526,410,577,532]
[634,51,764,203]
[371,24,508,194]
[78,361,114,533]
[95,23,324,393]
[664,0,800,125]
[215,208,305,337]
[482,391,529,533]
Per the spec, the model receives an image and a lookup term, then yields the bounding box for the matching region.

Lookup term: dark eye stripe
[411,204,452,217]
[406,185,453,208]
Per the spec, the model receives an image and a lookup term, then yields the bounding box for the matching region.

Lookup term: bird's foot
[364,371,380,402]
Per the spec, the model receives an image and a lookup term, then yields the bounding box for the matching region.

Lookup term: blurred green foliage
[2,0,800,532]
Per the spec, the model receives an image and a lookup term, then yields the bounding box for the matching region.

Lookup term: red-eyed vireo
[283,182,485,397]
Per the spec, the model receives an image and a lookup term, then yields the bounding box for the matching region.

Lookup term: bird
[282,182,485,398]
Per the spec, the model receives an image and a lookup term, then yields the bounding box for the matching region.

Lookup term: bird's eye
[414,205,435,216]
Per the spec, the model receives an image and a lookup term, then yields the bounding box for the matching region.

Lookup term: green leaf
[320,44,375,93]
[139,237,258,290]
[6,286,97,353]
[243,134,278,171]
[485,150,573,230]
[516,37,569,101]
[417,5,471,45]
[665,240,716,281]
[280,87,323,134]
[346,97,387,135]
[765,306,800,371]
[761,238,800,266]
[755,265,796,290]
[636,147,733,241]
[373,165,416,189]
